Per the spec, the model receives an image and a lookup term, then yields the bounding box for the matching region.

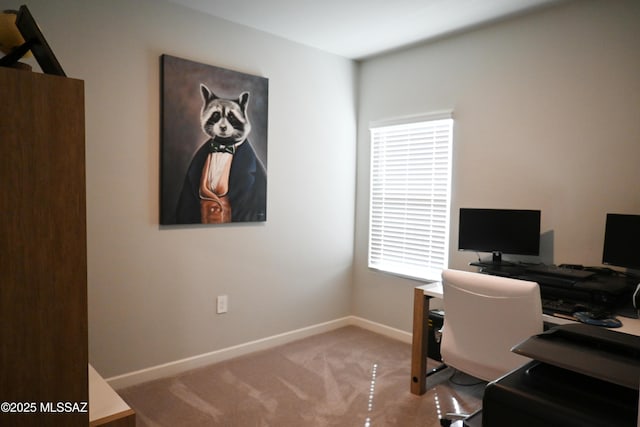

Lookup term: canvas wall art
[160,54,268,225]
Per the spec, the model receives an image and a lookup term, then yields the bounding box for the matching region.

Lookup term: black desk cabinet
[483,361,638,427]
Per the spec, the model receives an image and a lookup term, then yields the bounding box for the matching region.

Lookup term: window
[368,112,453,281]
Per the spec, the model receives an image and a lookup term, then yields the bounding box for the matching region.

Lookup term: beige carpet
[119,326,484,426]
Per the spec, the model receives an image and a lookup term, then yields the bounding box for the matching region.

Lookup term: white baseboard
[107,316,411,390]
[349,316,413,344]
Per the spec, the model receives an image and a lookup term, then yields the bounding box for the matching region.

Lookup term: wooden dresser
[0,67,88,426]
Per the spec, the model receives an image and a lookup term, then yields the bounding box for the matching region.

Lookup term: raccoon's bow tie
[208,140,236,155]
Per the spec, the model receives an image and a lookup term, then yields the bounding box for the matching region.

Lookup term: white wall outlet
[216,295,228,314]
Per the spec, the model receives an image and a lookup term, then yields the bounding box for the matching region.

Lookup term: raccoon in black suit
[176,84,266,223]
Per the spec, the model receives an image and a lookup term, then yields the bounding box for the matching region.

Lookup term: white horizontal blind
[368,115,453,281]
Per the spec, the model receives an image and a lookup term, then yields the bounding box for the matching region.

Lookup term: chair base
[440,408,482,427]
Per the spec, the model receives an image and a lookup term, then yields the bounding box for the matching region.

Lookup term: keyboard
[525,264,595,280]
[541,298,578,315]
[518,273,576,289]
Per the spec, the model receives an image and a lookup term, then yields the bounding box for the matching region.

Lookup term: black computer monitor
[458,208,541,265]
[602,213,640,270]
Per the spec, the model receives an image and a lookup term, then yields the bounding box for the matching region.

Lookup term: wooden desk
[89,365,136,426]
[410,282,640,395]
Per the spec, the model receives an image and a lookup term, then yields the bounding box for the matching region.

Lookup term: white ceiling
[167,0,565,59]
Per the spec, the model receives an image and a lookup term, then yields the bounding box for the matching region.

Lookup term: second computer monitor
[602,213,640,270]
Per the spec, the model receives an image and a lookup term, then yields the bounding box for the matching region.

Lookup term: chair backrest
[440,269,543,382]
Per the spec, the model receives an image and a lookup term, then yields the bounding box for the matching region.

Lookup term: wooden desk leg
[411,287,430,395]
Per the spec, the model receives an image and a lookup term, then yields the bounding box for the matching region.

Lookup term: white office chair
[439,269,544,426]
[441,268,543,380]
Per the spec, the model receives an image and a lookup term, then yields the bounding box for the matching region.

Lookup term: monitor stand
[471,252,516,271]
[488,251,514,266]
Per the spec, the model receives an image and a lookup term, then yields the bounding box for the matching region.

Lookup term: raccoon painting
[176,84,267,223]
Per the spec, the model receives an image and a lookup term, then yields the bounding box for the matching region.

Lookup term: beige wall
[17,0,357,377]
[354,0,640,331]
